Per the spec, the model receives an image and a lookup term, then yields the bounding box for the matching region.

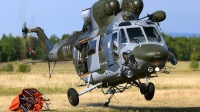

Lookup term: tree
[19,37,27,59]
[61,34,70,40]
[189,52,199,69]
[71,31,78,36]
[49,34,60,45]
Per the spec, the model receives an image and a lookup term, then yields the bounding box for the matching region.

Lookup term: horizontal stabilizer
[23,60,48,64]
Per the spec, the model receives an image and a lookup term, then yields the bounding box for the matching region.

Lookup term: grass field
[0,61,200,111]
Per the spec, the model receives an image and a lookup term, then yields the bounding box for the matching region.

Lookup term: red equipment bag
[9,88,50,112]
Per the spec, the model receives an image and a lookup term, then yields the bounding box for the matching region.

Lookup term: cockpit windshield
[126,28,146,43]
[143,27,161,42]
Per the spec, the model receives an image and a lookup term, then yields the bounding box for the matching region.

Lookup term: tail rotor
[22,22,28,40]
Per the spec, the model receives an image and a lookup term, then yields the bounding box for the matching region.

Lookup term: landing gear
[101,94,114,107]
[67,88,79,106]
[66,77,155,107]
[67,82,103,106]
[144,82,155,100]
[138,82,155,100]
[137,75,155,101]
[101,83,136,107]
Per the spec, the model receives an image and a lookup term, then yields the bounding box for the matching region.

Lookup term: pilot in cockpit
[120,29,127,48]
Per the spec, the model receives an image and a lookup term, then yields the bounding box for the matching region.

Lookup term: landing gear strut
[101,94,114,107]
[101,82,136,107]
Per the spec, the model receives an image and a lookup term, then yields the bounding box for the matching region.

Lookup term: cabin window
[99,36,103,51]
[112,33,118,51]
[87,40,96,56]
[126,27,146,43]
[143,27,161,42]
[120,29,128,48]
[112,32,119,60]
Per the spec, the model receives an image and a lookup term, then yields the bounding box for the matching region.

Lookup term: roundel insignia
[158,52,160,55]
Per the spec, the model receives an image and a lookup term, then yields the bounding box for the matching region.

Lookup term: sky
[0,0,200,38]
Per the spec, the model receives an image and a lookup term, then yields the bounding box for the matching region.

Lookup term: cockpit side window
[126,28,146,43]
[143,27,161,42]
[120,29,127,48]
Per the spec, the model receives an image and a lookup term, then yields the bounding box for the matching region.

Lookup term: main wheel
[144,82,155,100]
[67,88,79,106]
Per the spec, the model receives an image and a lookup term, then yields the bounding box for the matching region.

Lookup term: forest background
[0,32,199,66]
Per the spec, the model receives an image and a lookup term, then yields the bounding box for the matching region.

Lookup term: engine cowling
[92,0,120,27]
[121,0,144,17]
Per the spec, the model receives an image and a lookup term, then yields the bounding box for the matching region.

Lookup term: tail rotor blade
[18,0,27,24]
[28,13,36,28]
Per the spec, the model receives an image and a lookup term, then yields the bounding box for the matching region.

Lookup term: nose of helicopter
[133,44,169,62]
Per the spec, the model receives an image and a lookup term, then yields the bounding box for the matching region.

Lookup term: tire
[144,82,155,100]
[140,83,147,95]
[67,88,79,106]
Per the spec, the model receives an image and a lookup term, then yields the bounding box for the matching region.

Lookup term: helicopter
[22,0,177,107]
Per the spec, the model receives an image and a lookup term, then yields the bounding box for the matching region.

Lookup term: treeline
[0,33,72,62]
[0,32,200,62]
[163,33,200,61]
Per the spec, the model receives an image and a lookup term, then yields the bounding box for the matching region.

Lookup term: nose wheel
[140,83,148,94]
[138,79,155,100]
[144,82,155,100]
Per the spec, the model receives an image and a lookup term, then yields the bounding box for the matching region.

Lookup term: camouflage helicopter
[22,0,177,107]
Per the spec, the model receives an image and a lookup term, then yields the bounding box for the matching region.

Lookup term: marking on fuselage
[48,53,53,59]
[154,55,163,58]
[62,45,71,57]
[40,40,46,52]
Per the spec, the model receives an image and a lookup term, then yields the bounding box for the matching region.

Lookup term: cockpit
[120,27,161,44]
[117,21,162,46]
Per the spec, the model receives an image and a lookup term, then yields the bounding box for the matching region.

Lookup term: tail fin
[30,27,53,54]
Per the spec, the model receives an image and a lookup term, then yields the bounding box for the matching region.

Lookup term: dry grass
[1,89,200,111]
[0,61,200,111]
[165,61,200,72]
